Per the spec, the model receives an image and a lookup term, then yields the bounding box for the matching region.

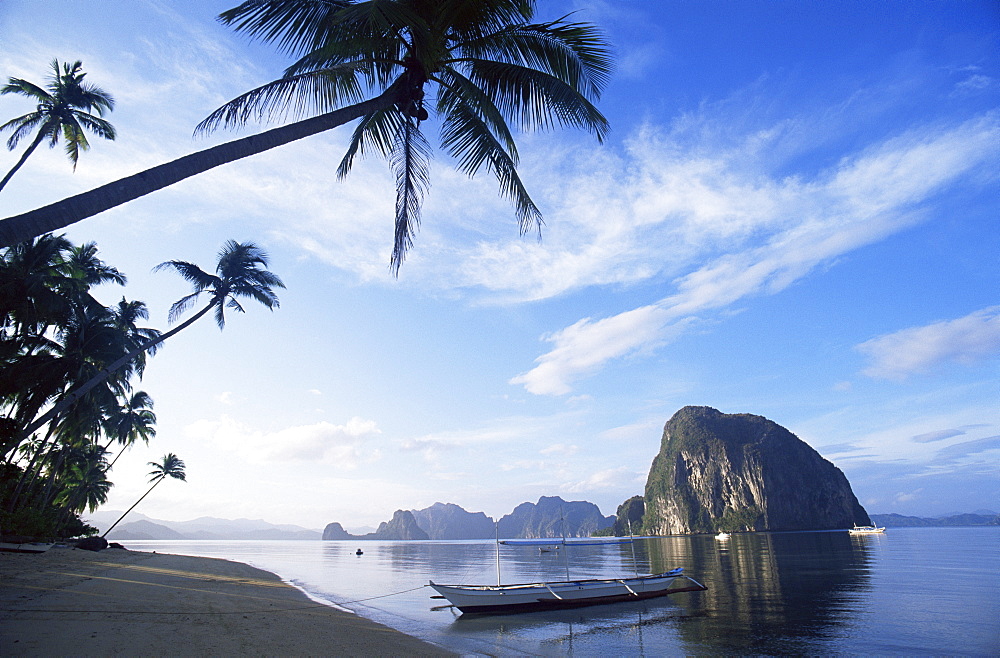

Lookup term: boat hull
[0,542,54,553]
[430,569,707,615]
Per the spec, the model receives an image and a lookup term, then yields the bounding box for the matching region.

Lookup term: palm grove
[1,236,283,538]
[0,0,611,537]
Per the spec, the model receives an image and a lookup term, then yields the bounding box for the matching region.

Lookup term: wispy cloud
[857,306,1000,380]
[935,435,1000,462]
[187,415,381,467]
[912,429,966,444]
[512,113,1000,395]
[564,466,638,493]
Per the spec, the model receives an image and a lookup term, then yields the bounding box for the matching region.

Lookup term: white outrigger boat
[429,535,706,615]
[848,524,886,535]
[0,541,55,553]
[430,567,706,614]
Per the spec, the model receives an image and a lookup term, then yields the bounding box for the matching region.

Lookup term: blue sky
[2,0,998,530]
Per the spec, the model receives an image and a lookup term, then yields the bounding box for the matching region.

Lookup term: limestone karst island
[323,406,872,540]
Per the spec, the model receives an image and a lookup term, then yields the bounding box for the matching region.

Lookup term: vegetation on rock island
[1,236,282,540]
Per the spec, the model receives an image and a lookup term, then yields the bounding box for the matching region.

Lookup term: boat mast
[561,508,570,581]
[628,520,640,578]
[495,520,501,587]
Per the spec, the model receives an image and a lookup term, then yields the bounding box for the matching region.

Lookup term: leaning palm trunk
[101,476,165,538]
[0,129,47,192]
[17,301,216,444]
[6,423,59,511]
[0,88,400,247]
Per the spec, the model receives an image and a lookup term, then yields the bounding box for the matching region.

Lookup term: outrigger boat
[0,541,55,554]
[430,566,706,614]
[429,536,706,615]
[848,524,886,535]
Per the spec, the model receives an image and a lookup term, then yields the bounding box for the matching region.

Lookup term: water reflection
[648,531,875,654]
[431,531,876,655]
[122,529,1000,654]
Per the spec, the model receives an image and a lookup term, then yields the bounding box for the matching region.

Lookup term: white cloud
[510,306,679,395]
[858,306,1000,380]
[512,114,1000,395]
[540,443,580,457]
[186,415,381,467]
[564,466,635,493]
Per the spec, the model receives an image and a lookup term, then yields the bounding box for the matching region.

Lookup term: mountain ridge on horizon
[89,503,999,541]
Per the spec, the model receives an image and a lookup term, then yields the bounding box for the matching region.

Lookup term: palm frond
[196,66,367,134]
[73,113,117,141]
[219,0,355,56]
[1,112,46,149]
[0,77,52,102]
[462,58,609,140]
[166,292,205,325]
[336,106,405,177]
[436,68,518,160]
[153,259,218,291]
[456,19,613,100]
[390,118,432,273]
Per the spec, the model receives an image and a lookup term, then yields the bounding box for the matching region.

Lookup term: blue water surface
[126,526,1000,656]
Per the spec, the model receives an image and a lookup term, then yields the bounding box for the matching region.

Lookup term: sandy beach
[0,545,452,656]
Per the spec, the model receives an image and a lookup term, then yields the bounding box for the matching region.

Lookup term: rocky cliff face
[644,406,870,534]
[323,511,429,540]
[410,502,495,539]
[497,496,614,538]
[371,510,429,540]
[611,496,645,536]
[322,522,352,540]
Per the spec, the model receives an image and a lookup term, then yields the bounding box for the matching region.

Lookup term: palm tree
[55,457,112,518]
[102,390,156,471]
[101,452,185,538]
[0,59,116,192]
[0,1,612,272]
[16,240,284,441]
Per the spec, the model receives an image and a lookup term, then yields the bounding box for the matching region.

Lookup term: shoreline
[0,545,452,656]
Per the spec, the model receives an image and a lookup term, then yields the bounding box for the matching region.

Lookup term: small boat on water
[430,532,707,615]
[715,532,730,540]
[430,567,706,614]
[849,525,886,535]
[0,541,55,554]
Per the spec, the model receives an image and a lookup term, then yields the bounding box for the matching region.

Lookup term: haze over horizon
[3,0,998,529]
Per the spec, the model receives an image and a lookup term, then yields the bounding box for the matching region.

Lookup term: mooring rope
[3,584,432,616]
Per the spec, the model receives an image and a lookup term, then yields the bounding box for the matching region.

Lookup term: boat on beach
[0,541,55,553]
[848,525,886,535]
[429,534,707,615]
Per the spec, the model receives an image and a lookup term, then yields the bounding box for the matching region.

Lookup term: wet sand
[0,545,452,656]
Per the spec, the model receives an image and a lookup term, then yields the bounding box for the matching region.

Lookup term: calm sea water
[126,527,999,656]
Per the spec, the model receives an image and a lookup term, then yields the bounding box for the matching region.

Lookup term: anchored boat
[429,535,706,615]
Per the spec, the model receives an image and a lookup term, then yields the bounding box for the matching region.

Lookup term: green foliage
[591,527,614,537]
[0,59,116,191]
[206,0,612,272]
[717,505,761,532]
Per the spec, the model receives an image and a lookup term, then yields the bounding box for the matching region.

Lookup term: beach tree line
[0,236,283,539]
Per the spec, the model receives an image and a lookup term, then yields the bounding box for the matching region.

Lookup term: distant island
[323,497,615,541]
[86,512,322,541]
[870,512,999,528]
[90,406,997,541]
[637,406,871,534]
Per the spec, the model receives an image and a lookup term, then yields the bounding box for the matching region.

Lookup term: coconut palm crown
[0,1,612,273]
[203,0,612,271]
[0,59,116,192]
